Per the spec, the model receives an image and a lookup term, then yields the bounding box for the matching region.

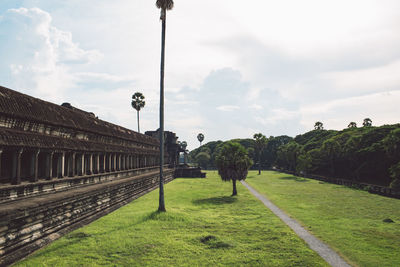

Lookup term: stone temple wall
[0,86,178,266]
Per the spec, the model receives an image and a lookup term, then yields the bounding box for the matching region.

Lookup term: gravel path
[241,180,351,267]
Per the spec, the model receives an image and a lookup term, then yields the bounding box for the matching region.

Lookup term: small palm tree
[348,122,357,128]
[363,118,372,127]
[197,133,204,146]
[216,141,253,196]
[131,92,145,133]
[156,0,174,212]
[253,133,268,175]
[314,121,324,130]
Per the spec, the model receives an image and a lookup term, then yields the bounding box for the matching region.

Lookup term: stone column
[88,154,93,175]
[96,154,100,174]
[11,149,23,185]
[71,152,76,177]
[30,150,39,182]
[60,152,65,178]
[117,155,121,171]
[0,149,3,180]
[48,152,54,179]
[102,154,106,173]
[81,153,85,176]
[108,154,112,172]
[113,154,116,171]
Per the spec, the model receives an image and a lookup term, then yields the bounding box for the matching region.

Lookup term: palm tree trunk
[158,9,166,212]
[137,110,140,133]
[232,179,237,196]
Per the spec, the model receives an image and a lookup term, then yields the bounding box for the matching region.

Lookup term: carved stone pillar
[101,153,106,173]
[118,154,120,170]
[81,153,85,176]
[88,154,93,175]
[48,152,54,179]
[108,154,111,172]
[11,149,23,185]
[71,152,76,177]
[32,150,40,182]
[0,149,3,180]
[96,154,100,174]
[60,152,65,178]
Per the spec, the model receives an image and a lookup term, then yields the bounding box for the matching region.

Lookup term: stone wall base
[0,169,174,267]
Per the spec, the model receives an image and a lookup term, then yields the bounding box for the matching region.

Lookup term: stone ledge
[0,169,174,267]
[0,166,162,203]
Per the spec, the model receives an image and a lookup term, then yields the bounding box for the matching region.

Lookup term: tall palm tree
[253,133,268,175]
[314,121,324,130]
[156,0,174,212]
[197,133,204,146]
[363,118,372,127]
[348,122,357,128]
[131,92,145,133]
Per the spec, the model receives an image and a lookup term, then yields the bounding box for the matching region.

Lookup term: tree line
[189,123,400,189]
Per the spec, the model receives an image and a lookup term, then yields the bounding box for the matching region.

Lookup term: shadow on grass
[279,176,309,182]
[192,196,238,205]
[142,210,188,222]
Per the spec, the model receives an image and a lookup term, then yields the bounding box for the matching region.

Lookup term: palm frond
[156,0,174,10]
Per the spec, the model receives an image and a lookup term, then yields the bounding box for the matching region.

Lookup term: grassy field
[246,170,400,267]
[15,171,327,266]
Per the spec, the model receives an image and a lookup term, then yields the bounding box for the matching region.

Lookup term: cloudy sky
[1,0,399,150]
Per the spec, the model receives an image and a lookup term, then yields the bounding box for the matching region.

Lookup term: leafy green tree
[131,92,145,133]
[348,122,357,128]
[197,133,204,146]
[383,128,400,159]
[156,0,174,212]
[321,139,341,176]
[216,142,253,196]
[389,162,400,189]
[247,147,255,162]
[264,135,292,168]
[253,133,268,175]
[276,141,302,172]
[296,152,312,175]
[195,152,211,169]
[363,118,372,127]
[314,121,324,130]
[343,135,362,179]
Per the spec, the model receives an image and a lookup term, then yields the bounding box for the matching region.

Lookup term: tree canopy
[314,121,324,130]
[253,133,268,175]
[215,141,253,196]
[189,123,400,188]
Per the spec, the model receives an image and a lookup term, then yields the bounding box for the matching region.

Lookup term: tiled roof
[0,126,157,154]
[0,86,158,148]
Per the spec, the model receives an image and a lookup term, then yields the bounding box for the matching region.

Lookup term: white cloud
[216,105,240,112]
[300,90,400,130]
[321,60,400,93]
[1,1,399,150]
[0,7,102,102]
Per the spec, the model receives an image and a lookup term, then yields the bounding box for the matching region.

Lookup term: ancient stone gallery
[0,86,178,266]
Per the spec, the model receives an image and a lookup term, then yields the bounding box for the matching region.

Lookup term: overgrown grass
[246,170,400,267]
[15,171,327,266]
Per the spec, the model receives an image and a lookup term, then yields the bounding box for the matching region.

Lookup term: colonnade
[0,148,159,185]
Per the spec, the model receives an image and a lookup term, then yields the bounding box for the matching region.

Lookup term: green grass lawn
[246,170,400,267]
[15,171,327,267]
